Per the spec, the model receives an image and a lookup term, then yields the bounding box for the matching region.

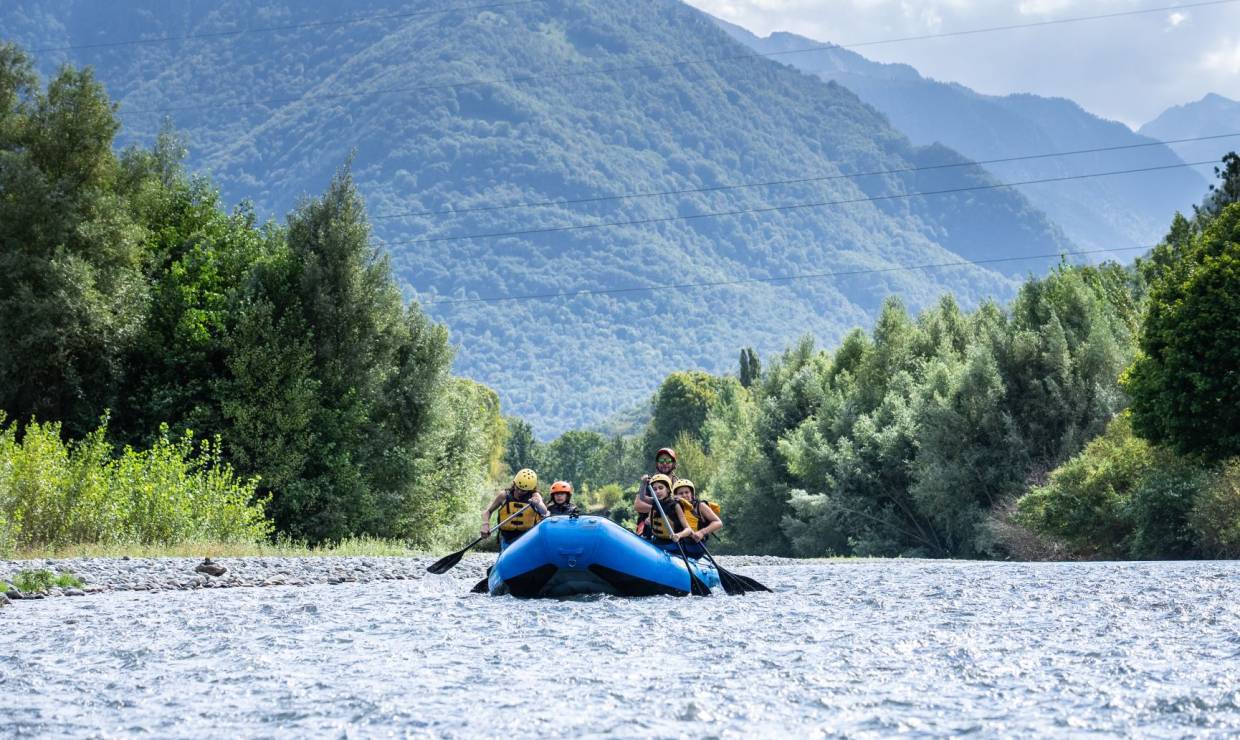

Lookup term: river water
[3,558,1239,737]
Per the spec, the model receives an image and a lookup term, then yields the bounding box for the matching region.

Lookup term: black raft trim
[502,563,559,598]
[588,564,686,597]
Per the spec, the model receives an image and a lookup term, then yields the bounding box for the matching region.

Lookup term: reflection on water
[3,559,1239,737]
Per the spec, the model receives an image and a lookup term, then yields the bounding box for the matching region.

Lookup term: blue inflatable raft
[487,515,720,597]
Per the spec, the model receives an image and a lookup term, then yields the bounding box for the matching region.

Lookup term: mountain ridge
[3,0,1074,436]
[715,18,1207,256]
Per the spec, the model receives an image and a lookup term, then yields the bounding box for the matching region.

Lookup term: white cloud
[1017,0,1075,15]
[683,0,1240,124]
[1201,37,1240,75]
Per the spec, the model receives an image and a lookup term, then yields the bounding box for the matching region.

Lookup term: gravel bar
[0,555,456,602]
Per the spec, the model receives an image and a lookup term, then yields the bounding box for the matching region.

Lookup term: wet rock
[0,593,9,607]
[5,590,22,600]
[64,588,85,597]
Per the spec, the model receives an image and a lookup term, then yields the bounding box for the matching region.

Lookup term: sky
[682,0,1240,128]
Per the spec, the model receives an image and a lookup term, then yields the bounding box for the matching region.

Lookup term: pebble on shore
[0,555,445,602]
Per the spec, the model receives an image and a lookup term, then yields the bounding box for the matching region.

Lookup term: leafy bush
[0,416,270,550]
[1014,414,1231,559]
[1015,415,1153,557]
[1190,461,1240,558]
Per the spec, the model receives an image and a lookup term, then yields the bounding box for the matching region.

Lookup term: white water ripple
[2,559,1239,737]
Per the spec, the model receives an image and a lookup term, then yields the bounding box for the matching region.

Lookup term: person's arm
[480,491,505,536]
[530,493,550,518]
[633,480,653,514]
[691,503,722,541]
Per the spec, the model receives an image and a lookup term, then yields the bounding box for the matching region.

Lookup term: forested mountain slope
[1141,94,1240,171]
[716,20,1208,255]
[4,0,1071,435]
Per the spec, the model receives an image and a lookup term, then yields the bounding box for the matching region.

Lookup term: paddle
[426,504,532,575]
[647,483,711,597]
[695,539,771,594]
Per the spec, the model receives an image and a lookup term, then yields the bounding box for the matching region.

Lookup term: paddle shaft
[426,503,536,574]
[646,482,709,596]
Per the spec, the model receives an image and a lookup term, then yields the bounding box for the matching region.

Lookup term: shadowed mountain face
[715,20,1208,256]
[1141,94,1240,173]
[5,0,1074,436]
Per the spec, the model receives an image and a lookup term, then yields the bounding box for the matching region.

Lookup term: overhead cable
[378,160,1217,246]
[422,245,1153,305]
[376,131,1240,220]
[31,1,542,53]
[123,0,1240,115]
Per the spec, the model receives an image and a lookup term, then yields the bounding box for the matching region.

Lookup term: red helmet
[550,480,573,498]
[655,447,677,463]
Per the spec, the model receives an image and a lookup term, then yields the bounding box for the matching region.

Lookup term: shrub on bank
[1014,414,1236,559]
[0,416,270,551]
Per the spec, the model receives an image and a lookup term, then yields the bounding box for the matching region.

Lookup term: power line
[377,160,1217,246]
[376,131,1240,220]
[30,1,543,54]
[123,0,1240,115]
[423,245,1152,306]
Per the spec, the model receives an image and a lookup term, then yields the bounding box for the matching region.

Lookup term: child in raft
[670,479,722,559]
[546,480,579,516]
[639,473,695,553]
[480,468,550,552]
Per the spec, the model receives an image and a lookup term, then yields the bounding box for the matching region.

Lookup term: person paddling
[634,447,678,537]
[481,468,550,552]
[546,480,579,516]
[671,479,722,559]
[639,473,694,552]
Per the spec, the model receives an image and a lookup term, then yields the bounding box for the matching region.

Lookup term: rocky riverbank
[0,555,450,603]
[0,553,808,605]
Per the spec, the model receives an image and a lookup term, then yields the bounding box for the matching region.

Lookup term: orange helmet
[656,447,677,463]
[550,480,573,497]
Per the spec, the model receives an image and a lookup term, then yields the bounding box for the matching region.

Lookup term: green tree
[502,416,540,474]
[644,371,730,460]
[540,430,608,487]
[0,45,149,438]
[221,166,456,541]
[738,347,761,389]
[1125,203,1240,461]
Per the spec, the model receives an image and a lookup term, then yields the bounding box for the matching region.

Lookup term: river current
[3,558,1238,737]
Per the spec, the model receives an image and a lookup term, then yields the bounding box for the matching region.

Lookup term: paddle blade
[470,577,490,594]
[426,548,467,575]
[736,574,772,593]
[716,567,747,596]
[688,572,712,597]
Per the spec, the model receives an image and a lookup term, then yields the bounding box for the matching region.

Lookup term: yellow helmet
[672,479,696,497]
[513,468,538,492]
[649,473,674,491]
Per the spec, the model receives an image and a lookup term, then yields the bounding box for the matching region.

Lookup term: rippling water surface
[3,559,1239,737]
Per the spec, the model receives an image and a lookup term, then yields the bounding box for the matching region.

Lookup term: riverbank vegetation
[2,43,1236,561]
[0,44,502,556]
[514,157,1240,561]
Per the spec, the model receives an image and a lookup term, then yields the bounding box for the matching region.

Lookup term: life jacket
[547,501,578,516]
[648,496,687,541]
[498,490,542,532]
[686,497,721,537]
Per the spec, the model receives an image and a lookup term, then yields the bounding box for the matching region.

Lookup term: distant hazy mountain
[3,0,1072,435]
[1141,93,1240,171]
[716,20,1208,254]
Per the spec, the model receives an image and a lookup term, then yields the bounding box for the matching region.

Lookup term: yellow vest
[498,493,542,532]
[649,497,691,540]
